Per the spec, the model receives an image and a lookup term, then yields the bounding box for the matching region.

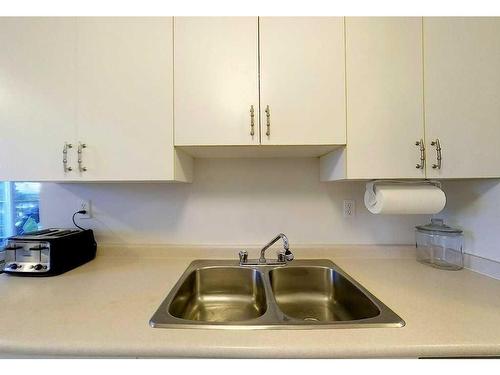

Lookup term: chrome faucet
[239,233,294,266]
[259,233,293,263]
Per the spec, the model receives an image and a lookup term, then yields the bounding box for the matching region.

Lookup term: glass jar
[415,218,464,270]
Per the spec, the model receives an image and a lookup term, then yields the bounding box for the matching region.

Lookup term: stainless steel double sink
[150,259,404,329]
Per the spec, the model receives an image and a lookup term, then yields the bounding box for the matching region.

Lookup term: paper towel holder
[365,180,442,206]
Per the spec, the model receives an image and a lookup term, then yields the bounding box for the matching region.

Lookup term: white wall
[441,179,500,263]
[40,158,430,246]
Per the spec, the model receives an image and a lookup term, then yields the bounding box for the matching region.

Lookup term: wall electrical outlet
[343,200,355,218]
[78,200,92,219]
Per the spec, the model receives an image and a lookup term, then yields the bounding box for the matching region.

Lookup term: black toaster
[2,228,97,276]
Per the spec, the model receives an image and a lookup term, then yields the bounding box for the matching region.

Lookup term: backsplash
[40,158,428,246]
[441,179,500,263]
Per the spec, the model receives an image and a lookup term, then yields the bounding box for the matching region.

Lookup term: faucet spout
[259,233,293,263]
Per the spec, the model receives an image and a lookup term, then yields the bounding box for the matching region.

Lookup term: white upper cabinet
[259,17,346,145]
[5,17,500,182]
[174,17,260,146]
[0,17,191,182]
[0,18,77,181]
[424,17,500,179]
[339,17,425,180]
[76,17,181,181]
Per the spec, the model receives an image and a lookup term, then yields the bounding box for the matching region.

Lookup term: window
[0,182,41,246]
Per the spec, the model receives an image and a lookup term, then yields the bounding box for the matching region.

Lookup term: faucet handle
[277,250,286,263]
[239,250,248,264]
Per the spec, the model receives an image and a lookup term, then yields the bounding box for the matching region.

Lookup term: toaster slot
[23,229,58,236]
[51,230,78,237]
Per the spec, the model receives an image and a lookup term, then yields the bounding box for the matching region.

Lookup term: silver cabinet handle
[62,142,73,172]
[415,139,425,169]
[431,138,442,169]
[250,105,255,136]
[77,142,87,172]
[265,105,270,136]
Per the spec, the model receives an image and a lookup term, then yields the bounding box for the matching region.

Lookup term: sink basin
[150,259,404,329]
[168,267,267,322]
[269,267,380,322]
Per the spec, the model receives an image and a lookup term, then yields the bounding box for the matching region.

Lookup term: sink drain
[303,317,319,322]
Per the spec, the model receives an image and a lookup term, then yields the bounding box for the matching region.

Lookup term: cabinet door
[259,17,346,145]
[345,17,425,179]
[424,18,500,178]
[0,18,77,181]
[174,17,259,146]
[76,17,176,181]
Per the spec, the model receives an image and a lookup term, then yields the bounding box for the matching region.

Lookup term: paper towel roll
[364,183,446,214]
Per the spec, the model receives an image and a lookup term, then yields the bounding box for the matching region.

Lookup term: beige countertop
[1,245,500,358]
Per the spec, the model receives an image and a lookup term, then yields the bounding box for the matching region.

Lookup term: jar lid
[415,218,463,234]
